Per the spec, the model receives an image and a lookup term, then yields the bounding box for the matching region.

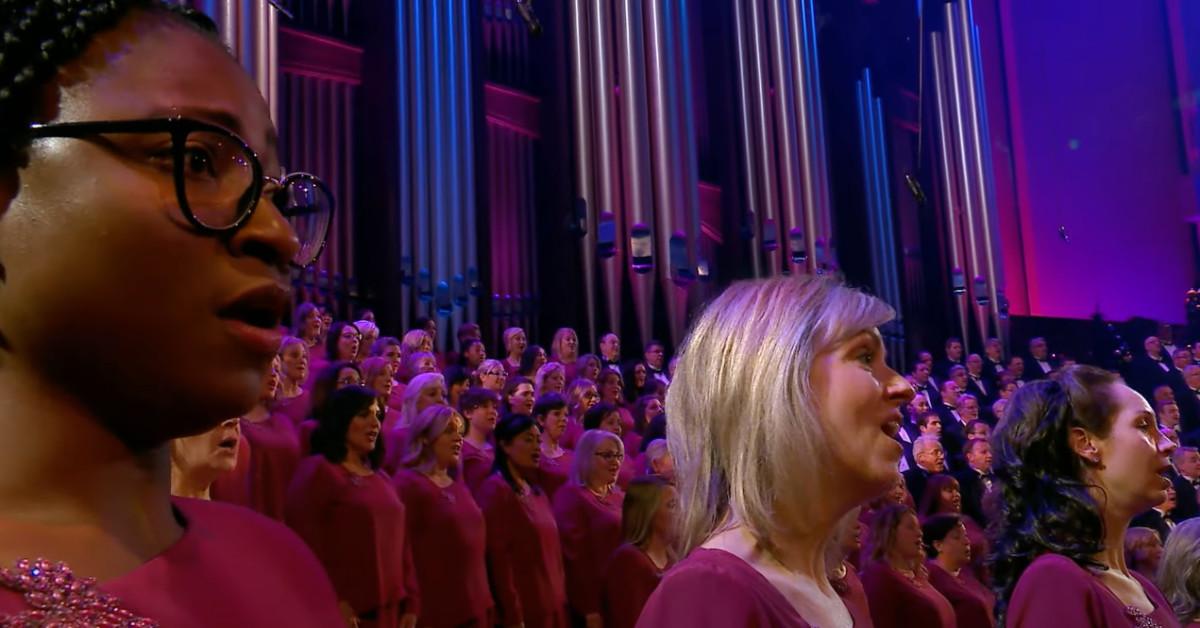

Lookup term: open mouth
[218,436,238,450]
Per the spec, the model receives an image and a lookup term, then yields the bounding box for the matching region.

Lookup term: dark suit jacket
[1129,354,1176,400]
[934,358,964,382]
[984,358,1006,381]
[913,380,942,409]
[965,375,993,406]
[938,407,968,472]
[1131,508,1175,542]
[1172,473,1200,522]
[956,467,992,527]
[903,467,933,508]
[1023,354,1058,380]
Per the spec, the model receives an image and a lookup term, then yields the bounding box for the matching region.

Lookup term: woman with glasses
[475,359,508,393]
[286,386,418,628]
[584,403,638,490]
[316,321,362,376]
[394,406,495,628]
[554,430,626,628]
[478,414,568,628]
[0,1,340,623]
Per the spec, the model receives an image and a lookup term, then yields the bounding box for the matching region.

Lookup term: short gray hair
[914,435,943,457]
[667,275,895,562]
[643,439,670,475]
[569,429,624,487]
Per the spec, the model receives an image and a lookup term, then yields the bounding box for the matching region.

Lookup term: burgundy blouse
[926,561,994,628]
[1006,553,1179,628]
[538,449,575,502]
[460,439,495,499]
[552,484,625,618]
[831,561,874,627]
[602,543,667,628]
[239,412,301,521]
[860,561,956,628]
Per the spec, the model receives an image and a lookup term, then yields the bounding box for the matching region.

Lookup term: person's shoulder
[175,497,333,574]
[639,549,809,627]
[1012,554,1094,596]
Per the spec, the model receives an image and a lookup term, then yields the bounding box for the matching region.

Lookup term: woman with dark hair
[520,344,549,379]
[293,302,325,361]
[321,321,362,371]
[297,360,362,456]
[554,429,626,626]
[0,2,343,623]
[443,365,471,411]
[622,361,650,404]
[860,504,956,628]
[990,365,1178,626]
[630,394,665,455]
[459,387,500,497]
[477,414,567,628]
[458,338,487,373]
[393,405,494,628]
[583,402,638,489]
[602,475,678,628]
[916,474,989,584]
[535,393,575,500]
[286,386,419,628]
[503,375,536,417]
[922,514,994,628]
[597,369,635,447]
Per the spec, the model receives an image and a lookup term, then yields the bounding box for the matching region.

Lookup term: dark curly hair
[0,0,217,168]
[310,385,385,469]
[988,365,1121,625]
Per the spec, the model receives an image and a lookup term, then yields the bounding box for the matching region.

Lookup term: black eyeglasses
[26,117,333,268]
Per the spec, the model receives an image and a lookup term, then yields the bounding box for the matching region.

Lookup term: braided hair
[987,365,1121,625]
[0,0,217,167]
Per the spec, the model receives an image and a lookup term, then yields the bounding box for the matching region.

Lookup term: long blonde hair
[401,405,461,474]
[1159,518,1200,624]
[667,275,894,564]
[400,373,444,430]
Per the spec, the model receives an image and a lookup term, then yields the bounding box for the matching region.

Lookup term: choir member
[322,321,362,371]
[642,340,670,388]
[990,365,1178,626]
[554,430,626,625]
[503,376,536,417]
[551,327,581,381]
[171,419,244,500]
[381,372,447,475]
[630,394,665,456]
[827,509,872,627]
[639,276,914,626]
[286,386,419,628]
[922,514,994,628]
[1124,527,1165,584]
[1157,518,1200,626]
[371,336,405,411]
[562,378,600,450]
[599,333,623,372]
[535,393,575,500]
[916,474,989,584]
[520,344,550,379]
[405,351,439,380]
[443,365,471,412]
[623,362,651,404]
[239,355,302,520]
[354,320,380,364]
[394,405,494,627]
[502,327,528,374]
[399,329,435,379]
[583,403,638,488]
[536,362,568,397]
[602,476,678,628]
[293,302,326,362]
[476,358,508,393]
[478,415,568,628]
[361,356,401,432]
[459,387,500,497]
[597,370,633,436]
[459,338,487,373]
[276,336,313,427]
[0,3,344,621]
[299,361,363,455]
[861,505,956,628]
[642,439,675,481]
[577,354,604,384]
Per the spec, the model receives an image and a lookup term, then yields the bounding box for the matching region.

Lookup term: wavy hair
[988,365,1120,625]
[1158,518,1200,624]
[400,405,462,474]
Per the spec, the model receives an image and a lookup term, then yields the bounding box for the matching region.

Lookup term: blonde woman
[551,327,581,381]
[381,372,447,475]
[1158,518,1200,626]
[603,476,678,628]
[360,357,401,432]
[536,362,568,397]
[502,326,527,374]
[553,430,626,627]
[638,275,914,627]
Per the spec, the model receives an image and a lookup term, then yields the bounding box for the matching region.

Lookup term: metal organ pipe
[930,31,971,351]
[764,0,805,275]
[567,0,598,357]
[731,0,763,278]
[747,0,782,275]
[589,0,622,348]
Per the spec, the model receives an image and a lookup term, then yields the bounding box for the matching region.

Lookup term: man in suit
[1180,365,1200,436]
[904,436,946,507]
[1132,485,1178,541]
[1171,446,1200,522]
[934,337,965,381]
[1024,337,1057,380]
[964,353,994,405]
[983,338,1006,381]
[598,332,622,372]
[910,360,942,409]
[942,394,979,471]
[1007,355,1028,386]
[1130,336,1177,401]
[956,438,994,526]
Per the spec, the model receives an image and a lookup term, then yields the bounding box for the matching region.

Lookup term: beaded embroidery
[0,559,157,627]
[1124,605,1163,628]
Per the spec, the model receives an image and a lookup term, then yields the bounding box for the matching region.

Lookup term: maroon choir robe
[209,433,252,506]
[925,561,994,628]
[552,484,624,620]
[860,561,956,628]
[0,498,343,626]
[1006,554,1177,628]
[538,449,575,501]
[239,412,300,521]
[831,561,873,627]
[393,469,493,628]
[273,389,312,428]
[477,473,567,628]
[602,543,667,628]
[638,548,812,627]
[460,439,495,499]
[284,456,420,628]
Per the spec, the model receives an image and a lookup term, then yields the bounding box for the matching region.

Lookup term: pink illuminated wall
[995,0,1197,323]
